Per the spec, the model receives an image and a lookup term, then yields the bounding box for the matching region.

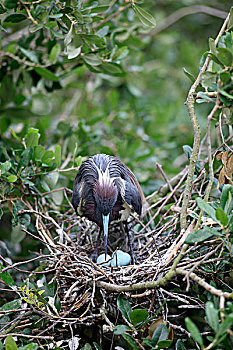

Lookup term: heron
[72,153,145,264]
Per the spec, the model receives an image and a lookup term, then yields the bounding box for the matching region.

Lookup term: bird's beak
[102,214,109,260]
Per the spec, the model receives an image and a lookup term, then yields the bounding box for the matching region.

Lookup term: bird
[72,153,146,264]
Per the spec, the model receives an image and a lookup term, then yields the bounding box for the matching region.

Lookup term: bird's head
[93,179,118,258]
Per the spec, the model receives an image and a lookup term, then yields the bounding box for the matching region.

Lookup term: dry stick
[194,102,220,231]
[156,162,177,202]
[0,333,53,340]
[139,168,188,233]
[180,12,230,230]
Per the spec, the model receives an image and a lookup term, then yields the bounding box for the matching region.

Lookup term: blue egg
[97,254,111,267]
[110,250,131,267]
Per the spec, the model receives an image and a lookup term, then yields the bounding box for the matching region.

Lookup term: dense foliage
[0,1,233,350]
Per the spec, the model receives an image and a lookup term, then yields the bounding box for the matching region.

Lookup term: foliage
[0,1,233,350]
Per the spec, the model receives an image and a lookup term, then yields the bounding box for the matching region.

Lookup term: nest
[2,163,231,348]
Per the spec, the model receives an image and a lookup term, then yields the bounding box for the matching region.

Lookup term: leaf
[122,334,138,350]
[220,185,233,214]
[43,172,59,189]
[217,48,233,67]
[117,294,132,321]
[49,44,61,63]
[0,160,11,175]
[5,335,17,350]
[101,62,123,75]
[196,197,218,222]
[64,24,73,47]
[113,325,131,335]
[93,343,102,350]
[216,207,228,227]
[132,4,156,28]
[34,67,59,81]
[183,67,195,82]
[41,150,54,167]
[176,339,187,350]
[83,54,102,66]
[217,313,233,336]
[206,301,219,333]
[200,71,217,89]
[209,38,217,55]
[4,0,17,9]
[18,148,33,169]
[0,264,16,287]
[218,87,233,100]
[183,145,192,160]
[227,6,233,30]
[197,92,215,103]
[0,299,21,312]
[26,128,40,148]
[185,229,214,245]
[96,25,109,38]
[4,13,27,22]
[185,318,203,347]
[34,145,45,161]
[66,45,81,59]
[18,344,38,350]
[7,175,17,182]
[19,47,38,64]
[55,145,62,168]
[152,324,169,346]
[129,309,149,326]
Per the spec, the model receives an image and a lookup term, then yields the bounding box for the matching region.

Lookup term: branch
[180,11,230,230]
[151,5,227,36]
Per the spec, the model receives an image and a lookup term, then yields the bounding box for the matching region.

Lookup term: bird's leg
[91,228,102,262]
[122,221,135,264]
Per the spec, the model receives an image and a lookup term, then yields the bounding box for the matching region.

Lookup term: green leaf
[43,172,59,189]
[19,47,38,64]
[64,24,73,47]
[34,145,45,161]
[206,301,219,333]
[218,87,233,100]
[152,324,169,346]
[216,207,228,227]
[83,54,102,66]
[34,67,59,81]
[41,150,54,167]
[132,4,156,28]
[220,185,233,214]
[196,197,218,222]
[117,294,132,321]
[101,62,123,75]
[209,38,217,55]
[158,340,172,348]
[129,309,148,326]
[49,44,61,63]
[185,317,203,347]
[185,228,214,245]
[0,264,16,287]
[200,71,217,89]
[93,343,102,350]
[217,313,233,336]
[26,128,40,148]
[5,335,17,350]
[197,92,215,103]
[0,299,21,312]
[96,25,109,38]
[4,0,17,9]
[113,325,131,335]
[176,339,187,350]
[183,67,195,82]
[18,148,33,169]
[7,175,17,182]
[217,48,233,67]
[18,344,38,350]
[183,145,192,160]
[66,45,81,59]
[0,160,11,175]
[55,145,62,168]
[122,334,138,350]
[227,7,233,30]
[4,13,27,23]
